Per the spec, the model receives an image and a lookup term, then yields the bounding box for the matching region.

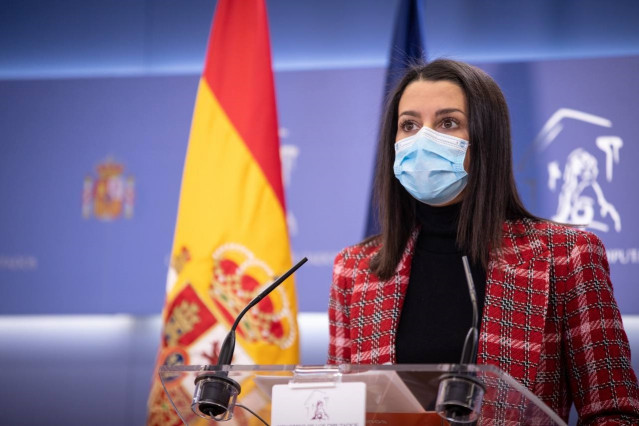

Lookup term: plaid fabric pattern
[328,218,639,423]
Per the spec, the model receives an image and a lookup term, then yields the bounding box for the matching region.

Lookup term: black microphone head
[436,373,485,424]
[192,372,241,421]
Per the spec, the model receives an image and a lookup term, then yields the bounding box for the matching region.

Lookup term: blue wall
[2,0,639,78]
[5,56,639,316]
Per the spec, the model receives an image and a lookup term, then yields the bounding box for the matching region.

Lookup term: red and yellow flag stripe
[148,1,298,423]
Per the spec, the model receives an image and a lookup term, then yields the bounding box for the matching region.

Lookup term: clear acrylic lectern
[158,364,567,425]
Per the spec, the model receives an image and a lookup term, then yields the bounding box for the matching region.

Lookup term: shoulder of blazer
[497,218,593,263]
[331,236,383,298]
[503,217,597,244]
[334,230,420,280]
[500,218,603,269]
[336,236,382,268]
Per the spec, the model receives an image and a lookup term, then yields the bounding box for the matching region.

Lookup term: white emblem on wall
[534,108,622,232]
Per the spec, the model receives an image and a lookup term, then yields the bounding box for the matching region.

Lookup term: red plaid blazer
[328,218,639,424]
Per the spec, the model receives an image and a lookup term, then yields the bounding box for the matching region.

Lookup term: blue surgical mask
[393,126,469,206]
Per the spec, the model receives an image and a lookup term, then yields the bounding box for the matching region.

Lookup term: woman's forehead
[398,80,466,113]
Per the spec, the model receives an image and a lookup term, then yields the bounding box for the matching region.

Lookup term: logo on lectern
[305,390,330,421]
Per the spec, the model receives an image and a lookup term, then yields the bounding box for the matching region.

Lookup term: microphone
[459,256,479,365]
[191,256,308,421]
[435,255,485,424]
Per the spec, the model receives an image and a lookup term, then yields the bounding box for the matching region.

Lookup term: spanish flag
[147,0,299,423]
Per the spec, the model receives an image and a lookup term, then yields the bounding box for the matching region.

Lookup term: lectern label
[271,382,366,426]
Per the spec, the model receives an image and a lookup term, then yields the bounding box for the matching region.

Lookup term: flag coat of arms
[147,1,299,423]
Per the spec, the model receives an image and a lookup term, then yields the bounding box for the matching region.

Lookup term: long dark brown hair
[370,59,536,279]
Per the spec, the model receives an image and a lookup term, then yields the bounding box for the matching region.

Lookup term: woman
[328,59,639,423]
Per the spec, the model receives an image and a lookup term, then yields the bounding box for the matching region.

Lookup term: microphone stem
[461,256,478,331]
[216,257,308,366]
[231,257,307,332]
[460,256,479,365]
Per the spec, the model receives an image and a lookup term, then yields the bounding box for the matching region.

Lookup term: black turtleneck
[395,202,486,364]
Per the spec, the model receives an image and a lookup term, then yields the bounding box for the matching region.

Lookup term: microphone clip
[192,367,242,421]
[436,367,485,424]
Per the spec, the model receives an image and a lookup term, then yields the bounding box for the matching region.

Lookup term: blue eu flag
[364,0,426,237]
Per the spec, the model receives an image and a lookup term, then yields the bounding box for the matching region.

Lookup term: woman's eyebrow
[398,110,420,118]
[435,108,466,116]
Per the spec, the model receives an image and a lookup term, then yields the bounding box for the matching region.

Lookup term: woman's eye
[441,118,459,130]
[400,120,419,132]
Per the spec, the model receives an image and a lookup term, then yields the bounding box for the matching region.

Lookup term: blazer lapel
[387,229,419,363]
[350,230,418,364]
[477,219,551,389]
